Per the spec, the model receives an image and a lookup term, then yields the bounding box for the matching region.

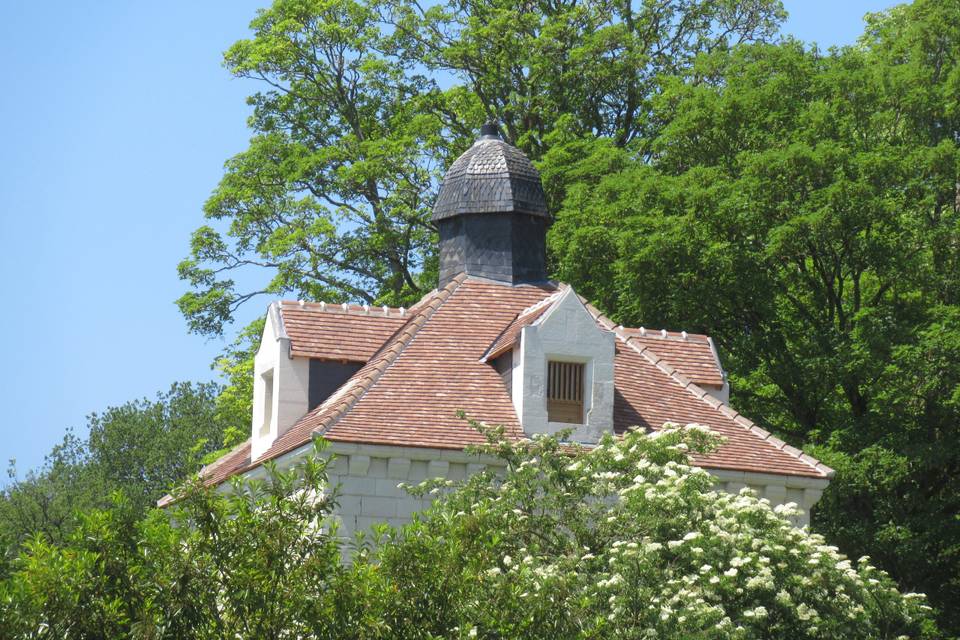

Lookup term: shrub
[373,421,938,639]
[0,423,937,639]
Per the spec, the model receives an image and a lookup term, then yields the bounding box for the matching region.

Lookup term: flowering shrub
[0,421,937,638]
[373,420,937,639]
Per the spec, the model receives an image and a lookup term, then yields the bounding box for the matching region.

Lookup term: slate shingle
[432,137,550,221]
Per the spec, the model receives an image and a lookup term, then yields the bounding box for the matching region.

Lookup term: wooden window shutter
[547,361,584,424]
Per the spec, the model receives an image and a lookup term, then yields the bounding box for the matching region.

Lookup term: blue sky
[0,0,897,477]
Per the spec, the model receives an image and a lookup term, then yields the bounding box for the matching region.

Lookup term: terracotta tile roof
[482,289,564,361]
[255,278,467,464]
[586,304,831,479]
[160,286,459,506]
[201,441,252,485]
[194,276,831,491]
[611,345,825,477]
[157,439,251,507]
[318,278,557,449]
[618,328,725,387]
[278,300,407,361]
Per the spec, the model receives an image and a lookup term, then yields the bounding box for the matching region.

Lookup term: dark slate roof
[432,126,550,222]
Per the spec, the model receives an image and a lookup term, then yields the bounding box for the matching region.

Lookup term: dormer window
[547,360,585,424]
[498,286,614,444]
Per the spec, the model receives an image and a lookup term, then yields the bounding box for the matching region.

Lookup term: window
[260,369,274,435]
[547,361,585,424]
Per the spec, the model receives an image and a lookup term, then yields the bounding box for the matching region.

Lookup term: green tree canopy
[177,0,786,336]
[84,381,234,512]
[0,382,231,552]
[545,0,960,629]
[1,430,99,554]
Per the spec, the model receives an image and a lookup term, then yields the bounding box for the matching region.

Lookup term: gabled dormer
[251,303,310,460]
[251,300,407,461]
[484,288,616,444]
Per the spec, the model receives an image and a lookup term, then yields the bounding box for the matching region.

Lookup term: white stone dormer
[511,288,615,443]
[251,303,311,461]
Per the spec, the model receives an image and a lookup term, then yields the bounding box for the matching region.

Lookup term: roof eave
[613,328,834,479]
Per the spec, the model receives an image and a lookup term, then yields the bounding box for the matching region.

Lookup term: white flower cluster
[433,422,934,638]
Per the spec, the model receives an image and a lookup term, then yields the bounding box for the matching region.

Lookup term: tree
[388,0,784,154]
[0,425,938,638]
[0,382,230,551]
[544,0,960,630]
[84,381,231,513]
[0,430,102,552]
[178,0,786,337]
[210,317,264,437]
[0,448,350,640]
[375,422,936,639]
[177,0,448,337]
[549,37,957,433]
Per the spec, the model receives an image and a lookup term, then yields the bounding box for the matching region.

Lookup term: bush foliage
[0,424,937,639]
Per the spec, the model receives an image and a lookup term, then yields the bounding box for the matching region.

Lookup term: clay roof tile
[192,277,831,492]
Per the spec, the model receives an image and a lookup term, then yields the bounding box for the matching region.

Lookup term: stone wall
[323,444,502,540]
[240,442,828,541]
[251,304,310,461]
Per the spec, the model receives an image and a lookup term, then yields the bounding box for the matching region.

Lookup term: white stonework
[235,441,827,538]
[240,442,505,540]
[512,288,616,443]
[251,303,310,461]
[704,336,730,404]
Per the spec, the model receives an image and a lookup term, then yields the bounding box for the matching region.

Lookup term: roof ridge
[279,299,408,319]
[518,286,565,318]
[579,298,618,332]
[577,297,725,386]
[310,274,467,441]
[620,327,711,343]
[573,296,709,343]
[612,327,834,479]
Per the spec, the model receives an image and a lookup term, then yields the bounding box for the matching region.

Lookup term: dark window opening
[308,360,364,410]
[491,351,513,397]
[547,361,584,424]
[260,369,274,435]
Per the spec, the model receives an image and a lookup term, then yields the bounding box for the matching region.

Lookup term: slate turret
[433,123,551,287]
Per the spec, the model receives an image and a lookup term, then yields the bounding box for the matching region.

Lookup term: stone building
[163,124,833,530]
